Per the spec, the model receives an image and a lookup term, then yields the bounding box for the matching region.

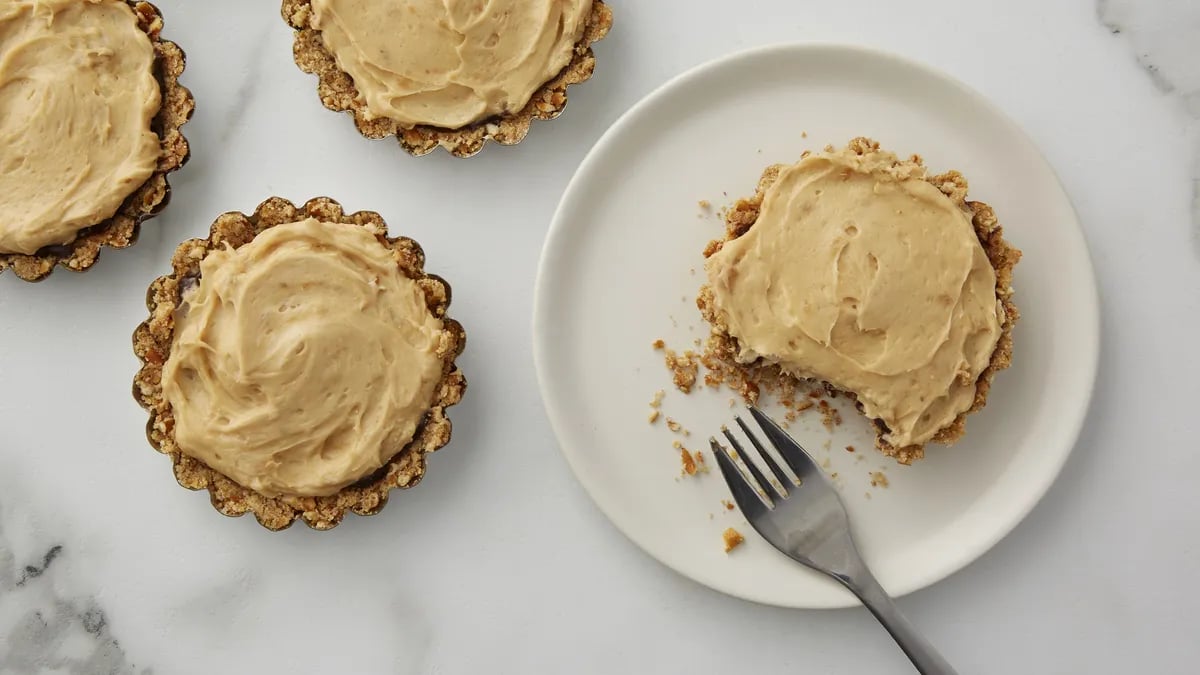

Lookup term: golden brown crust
[698,138,1021,465]
[0,1,193,282]
[281,0,612,157]
[132,197,468,531]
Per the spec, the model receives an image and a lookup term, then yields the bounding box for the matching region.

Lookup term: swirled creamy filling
[309,0,592,129]
[0,0,161,254]
[162,219,448,497]
[705,145,1004,447]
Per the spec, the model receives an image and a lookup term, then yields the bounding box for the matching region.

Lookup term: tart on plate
[0,0,192,282]
[700,138,1020,464]
[281,0,612,157]
[133,197,467,530]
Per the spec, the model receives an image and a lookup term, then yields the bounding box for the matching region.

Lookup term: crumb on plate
[680,447,697,476]
[723,527,745,553]
[663,348,700,394]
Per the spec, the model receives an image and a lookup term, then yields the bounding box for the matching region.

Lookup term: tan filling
[0,0,160,255]
[309,0,592,129]
[705,146,1004,447]
[161,219,448,498]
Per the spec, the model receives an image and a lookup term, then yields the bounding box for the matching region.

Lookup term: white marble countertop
[2,0,1198,673]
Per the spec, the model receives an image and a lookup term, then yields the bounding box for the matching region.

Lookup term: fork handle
[844,574,959,675]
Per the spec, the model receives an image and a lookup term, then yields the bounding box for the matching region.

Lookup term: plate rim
[532,42,1101,608]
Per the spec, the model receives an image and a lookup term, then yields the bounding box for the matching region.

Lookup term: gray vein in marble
[1098,0,1200,256]
[0,502,148,675]
[15,546,61,587]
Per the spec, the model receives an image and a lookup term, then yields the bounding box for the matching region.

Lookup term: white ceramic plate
[533,44,1099,608]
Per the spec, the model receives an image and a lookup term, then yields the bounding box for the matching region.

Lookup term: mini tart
[699,138,1021,464]
[133,197,467,531]
[281,0,612,158]
[0,0,193,282]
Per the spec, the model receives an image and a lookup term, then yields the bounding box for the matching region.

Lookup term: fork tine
[748,405,817,479]
[721,428,781,503]
[710,437,772,513]
[735,416,791,495]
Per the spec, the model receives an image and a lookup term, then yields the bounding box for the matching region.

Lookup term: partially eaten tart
[281,0,612,157]
[700,139,1020,464]
[133,198,467,530]
[0,0,192,281]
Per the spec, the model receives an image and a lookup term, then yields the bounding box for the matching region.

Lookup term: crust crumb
[680,448,697,476]
[663,348,700,393]
[869,471,890,488]
[817,400,843,430]
[722,527,745,553]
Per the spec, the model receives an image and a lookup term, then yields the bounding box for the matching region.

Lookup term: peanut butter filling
[0,0,160,255]
[706,145,1005,447]
[161,219,448,498]
[309,0,592,129]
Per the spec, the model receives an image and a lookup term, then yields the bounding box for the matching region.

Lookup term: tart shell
[698,138,1021,464]
[281,0,612,158]
[0,1,194,282]
[132,197,468,531]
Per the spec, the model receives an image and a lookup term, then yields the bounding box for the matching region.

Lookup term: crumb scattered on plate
[722,527,745,553]
[665,417,690,436]
[680,447,697,476]
[663,348,700,393]
[817,400,843,430]
[721,499,735,511]
[870,471,889,488]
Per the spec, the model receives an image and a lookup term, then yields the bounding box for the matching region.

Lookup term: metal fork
[710,406,958,675]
